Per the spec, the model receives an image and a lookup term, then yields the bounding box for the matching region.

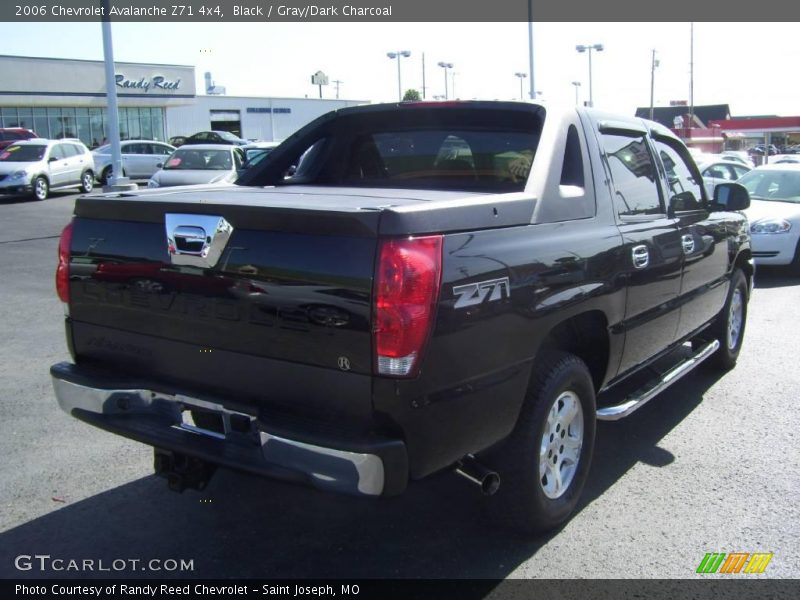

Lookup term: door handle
[681,234,695,255]
[631,244,649,269]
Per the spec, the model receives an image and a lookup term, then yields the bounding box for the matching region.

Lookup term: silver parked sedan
[92,140,176,184]
[147,144,244,188]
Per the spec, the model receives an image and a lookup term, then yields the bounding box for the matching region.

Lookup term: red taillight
[56,221,74,304]
[374,235,443,377]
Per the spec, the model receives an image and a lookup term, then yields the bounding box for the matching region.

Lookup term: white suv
[0,139,95,200]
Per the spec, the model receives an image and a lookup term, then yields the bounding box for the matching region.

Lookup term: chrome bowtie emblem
[165,213,233,268]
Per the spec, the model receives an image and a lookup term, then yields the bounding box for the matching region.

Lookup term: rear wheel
[32,176,48,201]
[790,241,800,276]
[708,268,748,370]
[485,351,596,535]
[79,170,94,193]
[101,166,125,185]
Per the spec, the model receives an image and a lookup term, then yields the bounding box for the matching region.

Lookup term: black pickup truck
[51,102,752,533]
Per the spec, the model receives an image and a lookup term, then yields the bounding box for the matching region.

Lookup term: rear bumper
[50,362,408,497]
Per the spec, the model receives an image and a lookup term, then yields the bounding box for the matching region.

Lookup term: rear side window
[560,126,585,188]
[732,164,750,178]
[654,138,704,210]
[601,132,663,217]
[537,124,594,222]
[125,143,147,154]
[50,145,68,160]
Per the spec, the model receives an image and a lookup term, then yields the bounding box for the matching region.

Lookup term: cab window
[654,138,704,211]
[601,132,663,217]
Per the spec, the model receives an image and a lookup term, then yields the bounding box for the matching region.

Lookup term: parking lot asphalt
[0,191,798,580]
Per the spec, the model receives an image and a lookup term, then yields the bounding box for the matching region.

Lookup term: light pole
[575,43,603,107]
[571,81,581,106]
[437,61,453,99]
[514,72,527,100]
[387,50,411,101]
[649,49,660,120]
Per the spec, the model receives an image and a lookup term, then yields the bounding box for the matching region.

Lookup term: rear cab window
[244,104,544,194]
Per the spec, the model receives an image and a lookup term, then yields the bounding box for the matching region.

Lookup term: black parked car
[182,131,248,146]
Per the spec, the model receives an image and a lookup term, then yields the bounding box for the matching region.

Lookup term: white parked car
[739,164,800,270]
[769,154,800,165]
[718,151,755,168]
[147,144,244,188]
[697,159,751,198]
[0,139,95,200]
[92,140,176,184]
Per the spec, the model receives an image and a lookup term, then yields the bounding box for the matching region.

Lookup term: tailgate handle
[165,214,233,268]
[173,226,207,255]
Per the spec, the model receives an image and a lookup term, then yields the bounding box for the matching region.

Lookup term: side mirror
[49,156,58,163]
[156,162,163,168]
[668,191,701,215]
[714,182,750,211]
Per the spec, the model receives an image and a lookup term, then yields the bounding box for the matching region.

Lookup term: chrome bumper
[51,362,407,497]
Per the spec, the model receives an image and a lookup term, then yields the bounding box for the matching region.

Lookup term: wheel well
[538,311,610,392]
[733,249,753,295]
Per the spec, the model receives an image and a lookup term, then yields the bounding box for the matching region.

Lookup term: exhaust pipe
[455,454,500,496]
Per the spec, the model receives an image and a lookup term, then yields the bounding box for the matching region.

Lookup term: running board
[597,339,720,421]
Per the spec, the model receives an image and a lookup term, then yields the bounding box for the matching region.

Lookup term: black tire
[101,166,125,185]
[790,241,800,276]
[32,176,48,201]
[484,351,596,535]
[708,268,748,370]
[79,170,94,193]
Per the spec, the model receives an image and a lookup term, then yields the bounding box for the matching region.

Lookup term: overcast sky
[0,21,798,117]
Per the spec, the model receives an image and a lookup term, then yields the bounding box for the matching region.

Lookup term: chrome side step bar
[597,339,720,421]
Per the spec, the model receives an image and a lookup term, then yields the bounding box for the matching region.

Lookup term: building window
[0,106,166,148]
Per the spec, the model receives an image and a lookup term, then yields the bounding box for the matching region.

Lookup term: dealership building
[0,55,367,148]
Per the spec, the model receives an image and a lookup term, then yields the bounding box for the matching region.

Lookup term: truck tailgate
[67,186,392,420]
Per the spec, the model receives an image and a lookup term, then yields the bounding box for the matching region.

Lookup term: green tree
[402,89,421,101]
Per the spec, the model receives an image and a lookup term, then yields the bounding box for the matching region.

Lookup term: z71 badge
[452,277,511,309]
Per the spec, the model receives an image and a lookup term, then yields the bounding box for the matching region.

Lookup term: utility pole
[689,23,694,126]
[100,0,135,191]
[421,52,427,99]
[649,49,659,120]
[333,79,343,99]
[528,0,535,100]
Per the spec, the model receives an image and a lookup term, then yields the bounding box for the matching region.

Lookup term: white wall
[0,55,195,107]
[165,95,368,141]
